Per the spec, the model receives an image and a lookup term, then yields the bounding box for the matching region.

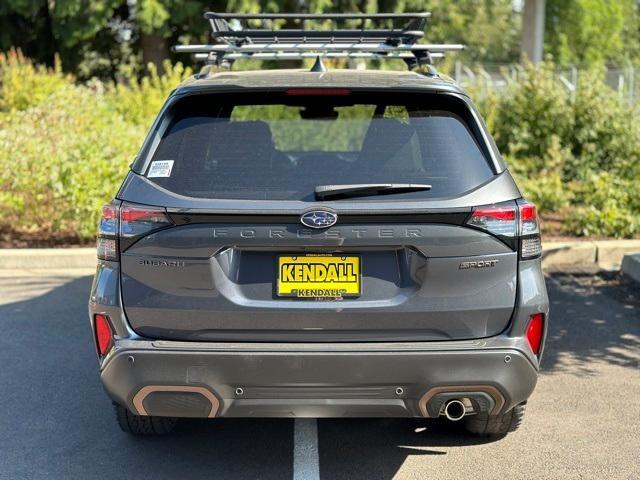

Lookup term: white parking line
[293,418,320,480]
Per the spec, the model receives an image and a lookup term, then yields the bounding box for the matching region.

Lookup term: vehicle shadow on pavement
[114,418,295,480]
[542,271,640,374]
[0,275,293,480]
[318,418,497,480]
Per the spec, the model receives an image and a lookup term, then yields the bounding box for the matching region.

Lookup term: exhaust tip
[444,399,466,421]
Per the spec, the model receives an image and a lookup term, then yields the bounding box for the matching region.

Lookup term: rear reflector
[286,88,352,96]
[526,313,545,355]
[94,314,113,356]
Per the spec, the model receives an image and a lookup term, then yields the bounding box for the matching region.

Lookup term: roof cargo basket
[173,12,464,71]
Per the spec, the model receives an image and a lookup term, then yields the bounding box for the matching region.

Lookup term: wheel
[113,403,178,435]
[464,402,527,436]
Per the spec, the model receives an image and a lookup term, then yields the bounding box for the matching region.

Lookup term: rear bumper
[101,338,539,418]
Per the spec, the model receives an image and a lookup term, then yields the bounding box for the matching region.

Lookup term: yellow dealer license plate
[277,255,361,298]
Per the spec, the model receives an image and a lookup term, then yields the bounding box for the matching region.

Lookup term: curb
[0,248,96,269]
[1,240,640,272]
[541,241,596,269]
[621,253,640,284]
[541,240,640,271]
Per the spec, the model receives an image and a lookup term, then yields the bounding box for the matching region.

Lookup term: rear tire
[113,403,178,435]
[464,402,527,436]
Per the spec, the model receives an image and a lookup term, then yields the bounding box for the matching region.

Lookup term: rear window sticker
[147,160,174,178]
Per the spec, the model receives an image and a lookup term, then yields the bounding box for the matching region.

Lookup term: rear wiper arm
[315,183,432,200]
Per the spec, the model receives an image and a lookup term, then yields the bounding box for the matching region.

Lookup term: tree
[418,0,521,64]
[0,0,133,79]
[13,0,633,78]
[545,0,638,67]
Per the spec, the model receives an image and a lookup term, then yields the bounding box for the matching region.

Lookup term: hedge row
[0,50,191,241]
[469,61,640,237]
[0,51,638,242]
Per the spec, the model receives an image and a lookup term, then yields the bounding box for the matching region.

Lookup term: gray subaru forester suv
[89,12,548,437]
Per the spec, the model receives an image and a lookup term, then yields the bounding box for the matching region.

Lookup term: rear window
[144,92,495,201]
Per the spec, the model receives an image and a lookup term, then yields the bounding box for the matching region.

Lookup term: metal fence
[452,62,638,105]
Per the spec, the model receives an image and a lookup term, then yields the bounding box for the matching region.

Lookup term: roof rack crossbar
[193,51,446,61]
[174,12,464,70]
[204,12,431,20]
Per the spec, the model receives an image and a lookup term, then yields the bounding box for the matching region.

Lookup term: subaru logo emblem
[300,210,338,229]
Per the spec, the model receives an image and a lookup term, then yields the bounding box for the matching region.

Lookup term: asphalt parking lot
[0,268,638,480]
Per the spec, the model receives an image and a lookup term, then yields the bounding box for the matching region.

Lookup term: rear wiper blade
[315,183,432,200]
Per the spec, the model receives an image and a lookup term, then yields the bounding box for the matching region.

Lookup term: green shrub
[0,49,73,112]
[514,172,573,213]
[491,61,574,166]
[0,84,142,240]
[565,172,640,237]
[106,61,192,128]
[569,205,640,238]
[481,60,640,238]
[0,55,193,242]
[567,72,640,180]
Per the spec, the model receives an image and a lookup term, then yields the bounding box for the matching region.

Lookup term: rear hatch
[116,89,522,342]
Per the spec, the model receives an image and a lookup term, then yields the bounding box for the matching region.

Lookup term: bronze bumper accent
[132,386,220,418]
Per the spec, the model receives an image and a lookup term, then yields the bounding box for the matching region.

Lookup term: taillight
[96,202,172,261]
[466,202,517,237]
[518,200,542,259]
[526,313,545,356]
[94,314,114,356]
[120,204,171,238]
[97,203,119,261]
[465,200,542,260]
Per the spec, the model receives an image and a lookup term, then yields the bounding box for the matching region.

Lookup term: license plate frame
[276,254,361,299]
